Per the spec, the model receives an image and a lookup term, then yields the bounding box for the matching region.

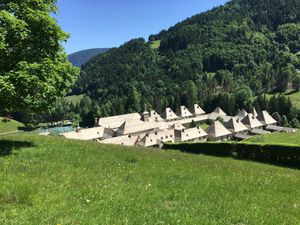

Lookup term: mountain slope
[68,48,109,67]
[73,0,300,117]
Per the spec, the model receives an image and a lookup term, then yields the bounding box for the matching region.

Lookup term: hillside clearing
[65,94,85,105]
[246,131,300,145]
[0,134,300,224]
[0,117,24,134]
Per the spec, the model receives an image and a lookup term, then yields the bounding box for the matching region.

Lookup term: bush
[164,142,300,168]
[2,118,11,123]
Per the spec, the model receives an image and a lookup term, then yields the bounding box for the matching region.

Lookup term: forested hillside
[68,48,109,67]
[72,0,300,118]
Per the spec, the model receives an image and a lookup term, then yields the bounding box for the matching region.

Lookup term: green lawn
[246,131,300,145]
[0,117,24,134]
[150,40,161,49]
[1,134,300,224]
[65,94,85,105]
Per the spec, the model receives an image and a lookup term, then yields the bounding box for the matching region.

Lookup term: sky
[54,0,229,54]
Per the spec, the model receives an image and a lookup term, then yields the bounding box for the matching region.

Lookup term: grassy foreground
[1,134,300,224]
[246,131,300,145]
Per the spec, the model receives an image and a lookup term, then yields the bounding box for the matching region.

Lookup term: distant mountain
[68,48,109,67]
[73,0,300,116]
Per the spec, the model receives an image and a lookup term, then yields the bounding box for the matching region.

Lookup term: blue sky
[54,0,229,54]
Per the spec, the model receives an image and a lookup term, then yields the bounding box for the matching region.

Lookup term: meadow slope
[0,134,300,225]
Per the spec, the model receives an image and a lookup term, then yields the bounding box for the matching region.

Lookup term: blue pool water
[39,126,75,135]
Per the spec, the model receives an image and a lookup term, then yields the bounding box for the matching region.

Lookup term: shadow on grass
[0,140,35,157]
[285,90,299,96]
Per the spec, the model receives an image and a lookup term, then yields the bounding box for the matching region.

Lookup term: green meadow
[246,131,300,146]
[0,117,23,134]
[1,134,300,224]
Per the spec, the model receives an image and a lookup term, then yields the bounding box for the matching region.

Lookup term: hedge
[163,142,300,168]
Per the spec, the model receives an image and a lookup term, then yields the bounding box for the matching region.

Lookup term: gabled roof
[139,130,174,147]
[100,135,139,146]
[224,118,248,133]
[235,109,248,119]
[176,106,193,118]
[252,107,258,118]
[257,111,277,125]
[161,108,178,121]
[63,127,113,141]
[98,113,141,128]
[150,110,164,122]
[207,121,231,138]
[117,120,159,135]
[241,114,263,129]
[175,127,207,142]
[213,107,227,116]
[189,104,206,115]
[170,123,186,130]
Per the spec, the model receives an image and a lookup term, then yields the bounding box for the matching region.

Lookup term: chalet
[98,113,141,129]
[189,104,206,116]
[170,123,186,131]
[235,109,248,120]
[224,118,248,134]
[62,127,114,141]
[213,107,227,116]
[241,114,263,130]
[174,127,207,142]
[100,134,139,146]
[138,130,174,147]
[161,108,178,121]
[252,107,258,118]
[150,110,164,122]
[257,111,277,126]
[207,121,232,141]
[176,106,193,119]
[116,120,160,136]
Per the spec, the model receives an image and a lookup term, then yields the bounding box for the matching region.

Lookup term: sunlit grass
[0,134,300,224]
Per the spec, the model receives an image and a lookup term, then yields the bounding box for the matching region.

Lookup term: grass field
[150,40,161,49]
[246,131,300,145]
[1,134,300,224]
[65,94,85,105]
[0,117,24,134]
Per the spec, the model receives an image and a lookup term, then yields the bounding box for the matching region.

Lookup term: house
[62,127,114,141]
[241,114,263,130]
[161,108,178,121]
[176,106,193,119]
[213,107,227,116]
[116,120,160,136]
[98,113,141,129]
[189,104,206,116]
[170,123,186,131]
[138,130,175,147]
[174,127,207,142]
[150,110,164,122]
[235,109,248,120]
[224,118,249,134]
[206,121,232,141]
[256,111,277,126]
[100,134,139,146]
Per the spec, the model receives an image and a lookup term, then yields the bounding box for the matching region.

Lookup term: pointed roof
[170,123,186,131]
[150,110,164,122]
[257,111,277,125]
[207,121,231,138]
[252,107,258,118]
[235,109,248,119]
[189,104,206,116]
[162,108,178,121]
[224,118,248,133]
[241,114,263,129]
[175,127,208,142]
[176,106,193,118]
[138,130,174,147]
[213,107,227,116]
